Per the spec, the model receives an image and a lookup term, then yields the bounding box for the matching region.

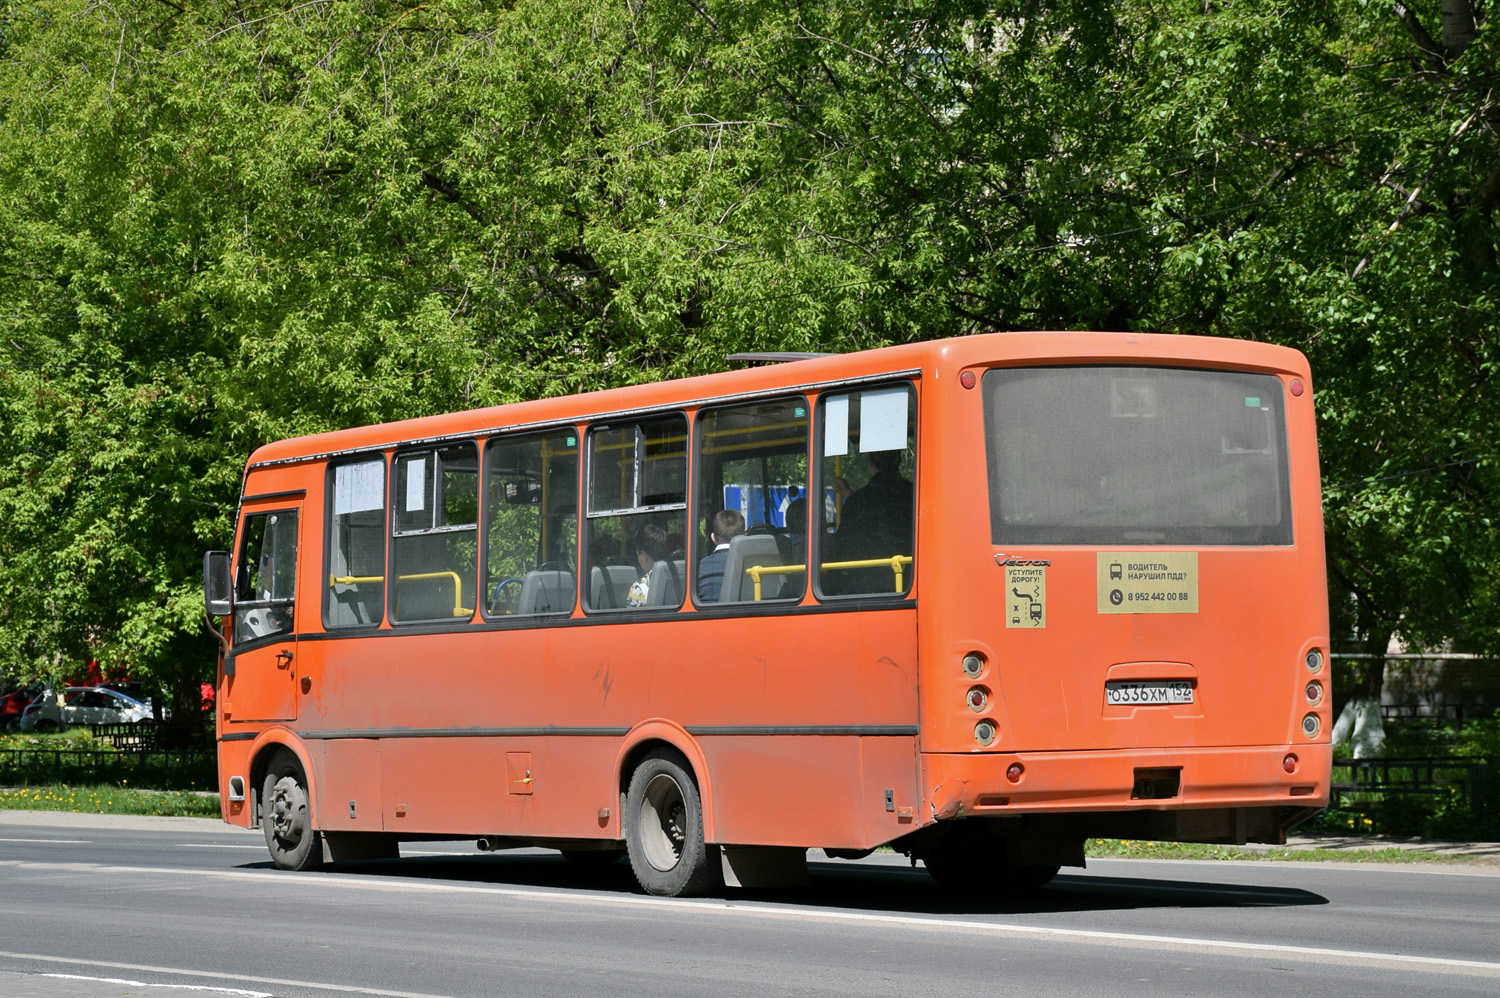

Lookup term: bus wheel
[922,832,1013,892]
[261,752,323,872]
[624,750,720,897]
[1010,863,1061,889]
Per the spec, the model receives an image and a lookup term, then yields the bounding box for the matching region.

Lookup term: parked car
[19,686,153,733]
[0,683,43,732]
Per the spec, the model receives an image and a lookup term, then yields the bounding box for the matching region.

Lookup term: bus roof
[245,331,1309,469]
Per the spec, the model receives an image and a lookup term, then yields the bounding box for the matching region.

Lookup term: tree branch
[1392,3,1448,70]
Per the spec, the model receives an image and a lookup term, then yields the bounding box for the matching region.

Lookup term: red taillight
[1006,763,1024,783]
[1290,379,1305,397]
[959,370,976,390]
[1305,681,1323,704]
[1283,753,1298,773]
[966,687,988,711]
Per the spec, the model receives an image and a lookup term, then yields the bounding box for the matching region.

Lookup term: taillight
[962,653,985,678]
[966,687,989,712]
[974,720,997,746]
[1283,753,1298,773]
[1305,681,1323,705]
[1006,762,1024,782]
[1305,649,1323,673]
[1302,713,1321,738]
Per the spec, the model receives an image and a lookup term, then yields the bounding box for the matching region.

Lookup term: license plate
[1105,680,1194,705]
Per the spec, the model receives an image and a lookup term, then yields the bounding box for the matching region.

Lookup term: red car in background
[1,684,44,732]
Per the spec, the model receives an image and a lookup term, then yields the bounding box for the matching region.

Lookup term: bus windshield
[983,365,1293,546]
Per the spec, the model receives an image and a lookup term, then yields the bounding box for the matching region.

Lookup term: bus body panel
[216,331,1331,860]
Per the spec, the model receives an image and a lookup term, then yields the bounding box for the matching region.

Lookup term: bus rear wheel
[624,750,719,897]
[261,752,323,872]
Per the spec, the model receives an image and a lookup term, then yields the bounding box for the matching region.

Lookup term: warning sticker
[1097,552,1198,614]
[1005,564,1047,628]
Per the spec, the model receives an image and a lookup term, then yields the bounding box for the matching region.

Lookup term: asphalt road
[1,812,1497,998]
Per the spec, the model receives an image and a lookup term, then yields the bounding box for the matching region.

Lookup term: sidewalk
[1280,832,1500,861]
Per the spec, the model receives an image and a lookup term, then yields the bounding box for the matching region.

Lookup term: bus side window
[584,415,687,612]
[484,430,579,617]
[391,442,479,623]
[326,456,387,628]
[816,384,916,597]
[693,397,809,605]
[235,510,298,643]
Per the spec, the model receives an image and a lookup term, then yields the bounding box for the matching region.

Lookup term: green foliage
[0,1,1497,696]
[0,783,220,816]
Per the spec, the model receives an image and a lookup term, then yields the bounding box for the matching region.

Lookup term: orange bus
[203,331,1331,896]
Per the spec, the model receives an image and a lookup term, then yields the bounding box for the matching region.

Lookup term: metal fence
[0,723,214,789]
[1331,756,1495,815]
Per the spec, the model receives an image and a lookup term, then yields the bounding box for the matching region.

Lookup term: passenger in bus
[696,509,746,602]
[781,496,808,598]
[626,523,672,607]
[827,449,913,593]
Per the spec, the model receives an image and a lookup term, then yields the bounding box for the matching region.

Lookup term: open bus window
[484,430,579,617]
[982,366,1293,546]
[326,456,386,628]
[694,398,809,604]
[391,442,479,622]
[234,510,298,643]
[584,416,687,611]
[816,384,916,597]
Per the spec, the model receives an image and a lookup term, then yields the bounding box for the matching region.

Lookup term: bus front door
[227,502,302,723]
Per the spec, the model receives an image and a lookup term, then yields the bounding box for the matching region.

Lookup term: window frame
[387,439,482,627]
[232,506,302,647]
[811,379,919,602]
[322,452,390,631]
[690,394,812,610]
[582,411,690,614]
[479,424,584,622]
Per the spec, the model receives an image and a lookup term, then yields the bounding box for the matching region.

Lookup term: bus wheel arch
[614,722,717,843]
[249,737,323,872]
[622,746,721,897]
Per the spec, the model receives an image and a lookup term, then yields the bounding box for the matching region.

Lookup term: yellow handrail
[744,564,807,601]
[330,571,472,618]
[818,555,914,593]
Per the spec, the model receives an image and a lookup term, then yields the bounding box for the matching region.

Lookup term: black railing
[0,724,214,790]
[1331,756,1495,815]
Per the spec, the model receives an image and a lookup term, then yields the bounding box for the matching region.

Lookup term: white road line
[0,838,90,844]
[0,953,456,998]
[4,860,1499,979]
[175,844,268,850]
[45,973,273,997]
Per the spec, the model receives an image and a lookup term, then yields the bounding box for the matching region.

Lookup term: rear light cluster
[962,652,997,746]
[1300,647,1326,740]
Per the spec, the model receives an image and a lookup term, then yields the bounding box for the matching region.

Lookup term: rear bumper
[921,743,1330,839]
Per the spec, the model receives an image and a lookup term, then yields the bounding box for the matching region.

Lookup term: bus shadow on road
[238,849,1328,915]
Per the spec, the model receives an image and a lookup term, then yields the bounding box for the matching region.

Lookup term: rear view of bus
[915,334,1329,887]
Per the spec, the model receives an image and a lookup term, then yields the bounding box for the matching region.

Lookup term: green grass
[1085,838,1491,865]
[0,783,221,818]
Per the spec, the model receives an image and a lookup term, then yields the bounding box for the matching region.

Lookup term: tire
[261,751,323,871]
[34,719,59,733]
[1010,863,1061,889]
[624,749,720,897]
[923,834,1014,892]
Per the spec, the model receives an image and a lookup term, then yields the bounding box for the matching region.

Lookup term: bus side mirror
[203,550,232,617]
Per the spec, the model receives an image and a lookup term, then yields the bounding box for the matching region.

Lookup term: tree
[1,1,1496,716]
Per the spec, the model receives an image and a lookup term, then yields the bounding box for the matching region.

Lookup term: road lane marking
[0,837,90,844]
[3,860,1498,979]
[46,974,273,996]
[175,844,268,850]
[0,952,456,998]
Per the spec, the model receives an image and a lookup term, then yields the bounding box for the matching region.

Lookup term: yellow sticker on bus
[1096,552,1199,614]
[1005,564,1046,628]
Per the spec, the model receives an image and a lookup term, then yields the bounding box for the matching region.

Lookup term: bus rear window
[982,366,1293,546]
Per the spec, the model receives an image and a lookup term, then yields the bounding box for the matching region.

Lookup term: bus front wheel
[624,750,720,897]
[261,752,323,872]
